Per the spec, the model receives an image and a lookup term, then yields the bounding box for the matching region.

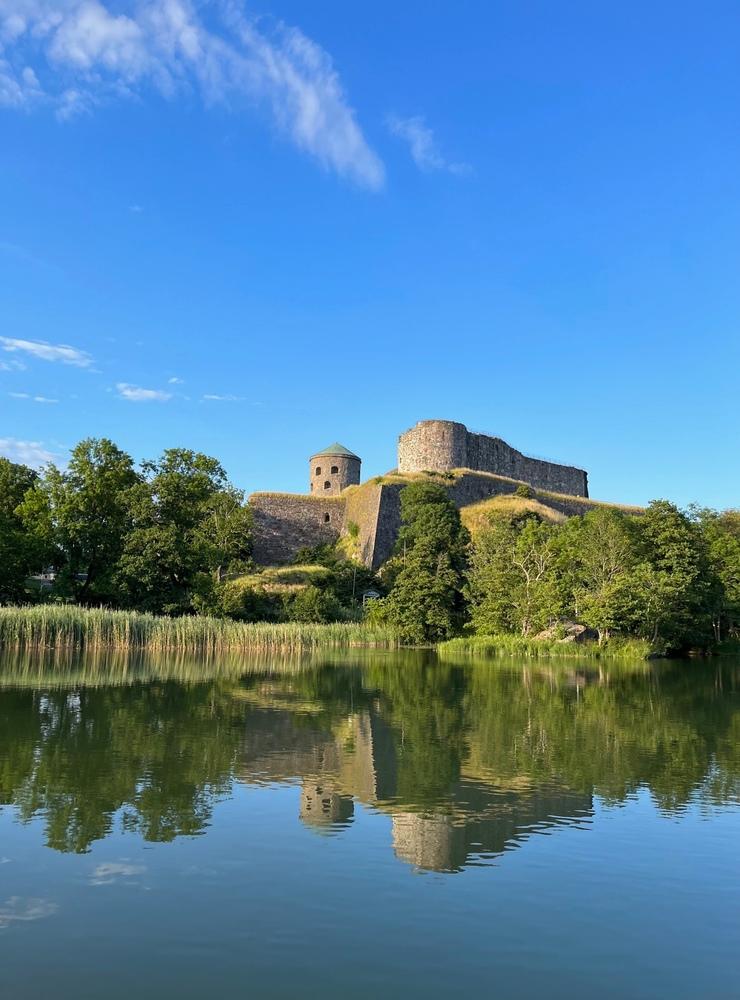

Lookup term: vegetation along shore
[1,437,739,657]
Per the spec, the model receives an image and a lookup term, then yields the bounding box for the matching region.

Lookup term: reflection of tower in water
[392,813,465,873]
[299,781,354,832]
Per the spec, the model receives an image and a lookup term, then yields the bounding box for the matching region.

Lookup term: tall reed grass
[438,634,654,660]
[0,605,399,652]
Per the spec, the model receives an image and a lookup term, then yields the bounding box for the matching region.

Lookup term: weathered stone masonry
[250,494,345,565]
[398,420,588,497]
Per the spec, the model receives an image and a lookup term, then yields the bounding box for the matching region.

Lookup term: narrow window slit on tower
[324,481,331,490]
[324,513,331,523]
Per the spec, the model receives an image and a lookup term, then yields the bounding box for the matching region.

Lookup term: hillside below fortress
[249,420,596,569]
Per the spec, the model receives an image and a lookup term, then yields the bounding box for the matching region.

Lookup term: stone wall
[250,493,345,565]
[250,472,618,569]
[398,420,588,497]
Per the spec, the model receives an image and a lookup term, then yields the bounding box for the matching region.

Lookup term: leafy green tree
[382,482,469,643]
[0,458,46,601]
[18,439,139,603]
[284,584,343,623]
[633,500,717,649]
[466,515,521,634]
[467,512,561,636]
[560,508,638,642]
[116,449,243,614]
[194,487,253,582]
[694,508,740,641]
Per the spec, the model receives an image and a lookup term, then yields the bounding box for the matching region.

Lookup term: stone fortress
[250,419,591,569]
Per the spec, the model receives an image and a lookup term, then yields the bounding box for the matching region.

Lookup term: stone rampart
[250,472,620,569]
[250,493,345,565]
[398,420,588,497]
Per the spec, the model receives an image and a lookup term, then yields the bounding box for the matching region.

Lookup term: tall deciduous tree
[467,512,561,636]
[0,458,46,601]
[560,508,638,643]
[194,487,253,583]
[116,449,250,614]
[382,482,469,643]
[18,439,139,603]
[633,500,716,649]
[691,507,740,642]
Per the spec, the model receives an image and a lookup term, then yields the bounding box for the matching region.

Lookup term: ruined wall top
[397,420,588,497]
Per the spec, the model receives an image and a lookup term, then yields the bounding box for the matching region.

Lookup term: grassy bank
[438,634,655,660]
[715,638,740,656]
[0,605,399,652]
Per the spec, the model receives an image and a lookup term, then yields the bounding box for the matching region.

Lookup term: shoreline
[2,606,735,660]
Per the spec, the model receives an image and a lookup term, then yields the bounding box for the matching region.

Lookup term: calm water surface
[0,649,738,998]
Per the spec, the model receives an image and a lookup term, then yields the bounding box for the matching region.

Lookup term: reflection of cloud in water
[0,897,58,928]
[90,861,146,886]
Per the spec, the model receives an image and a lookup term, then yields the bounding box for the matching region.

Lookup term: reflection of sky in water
[0,651,737,997]
[89,861,147,886]
[0,896,58,928]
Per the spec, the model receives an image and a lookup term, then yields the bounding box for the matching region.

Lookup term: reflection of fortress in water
[239,695,592,873]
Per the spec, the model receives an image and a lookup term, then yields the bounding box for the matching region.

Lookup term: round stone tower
[309,443,361,495]
[397,420,468,473]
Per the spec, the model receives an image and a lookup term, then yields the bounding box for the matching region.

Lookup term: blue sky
[1,1,738,508]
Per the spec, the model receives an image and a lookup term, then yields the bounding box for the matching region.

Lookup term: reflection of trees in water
[0,652,737,866]
[0,683,244,852]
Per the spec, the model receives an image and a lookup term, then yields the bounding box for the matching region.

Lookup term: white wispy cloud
[8,391,58,402]
[0,437,56,466]
[0,1,384,189]
[116,382,172,401]
[167,375,184,384]
[0,358,26,371]
[0,336,93,367]
[202,392,244,401]
[386,114,470,176]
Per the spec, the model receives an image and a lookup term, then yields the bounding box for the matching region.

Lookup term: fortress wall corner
[342,483,384,568]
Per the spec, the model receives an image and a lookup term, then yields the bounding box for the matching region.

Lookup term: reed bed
[0,605,399,652]
[438,634,654,660]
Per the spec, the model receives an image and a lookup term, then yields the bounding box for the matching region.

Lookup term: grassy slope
[461,494,567,536]
[228,564,331,594]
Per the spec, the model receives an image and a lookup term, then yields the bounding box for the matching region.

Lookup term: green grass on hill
[460,494,567,536]
[228,564,331,594]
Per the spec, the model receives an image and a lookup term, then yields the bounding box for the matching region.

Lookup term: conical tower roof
[310,442,360,460]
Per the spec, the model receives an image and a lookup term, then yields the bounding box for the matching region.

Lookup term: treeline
[0,437,375,623]
[0,438,252,614]
[371,482,740,654]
